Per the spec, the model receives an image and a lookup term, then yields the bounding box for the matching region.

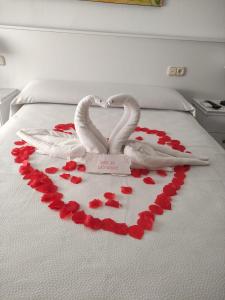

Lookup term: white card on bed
[85,153,131,175]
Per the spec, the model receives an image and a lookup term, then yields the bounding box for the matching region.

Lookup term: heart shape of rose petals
[12,123,190,240]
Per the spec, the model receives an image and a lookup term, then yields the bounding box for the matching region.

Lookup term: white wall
[0,0,225,41]
[0,1,224,98]
[0,27,224,99]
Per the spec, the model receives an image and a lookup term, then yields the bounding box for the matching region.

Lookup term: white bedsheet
[0,103,225,300]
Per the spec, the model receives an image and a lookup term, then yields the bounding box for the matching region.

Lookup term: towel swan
[74,95,108,154]
[17,95,108,160]
[106,94,209,169]
[107,94,140,154]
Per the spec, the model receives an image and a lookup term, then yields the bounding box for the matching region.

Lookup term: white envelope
[85,153,131,175]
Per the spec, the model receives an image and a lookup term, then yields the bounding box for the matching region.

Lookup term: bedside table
[0,88,19,127]
[192,98,225,149]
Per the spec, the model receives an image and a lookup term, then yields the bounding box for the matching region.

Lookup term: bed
[0,81,225,300]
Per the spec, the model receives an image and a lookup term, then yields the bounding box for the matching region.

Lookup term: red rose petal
[15,156,27,163]
[163,135,171,142]
[155,194,172,210]
[54,128,65,133]
[105,199,121,208]
[28,178,42,188]
[156,200,172,210]
[155,193,171,202]
[59,207,70,219]
[41,192,63,203]
[131,169,142,178]
[149,204,163,215]
[45,167,59,174]
[48,200,64,210]
[135,126,142,132]
[65,201,80,212]
[13,146,35,163]
[138,211,155,221]
[170,139,180,145]
[72,210,86,224]
[19,165,33,175]
[156,170,167,177]
[174,166,185,172]
[102,218,117,232]
[11,148,20,156]
[172,178,183,189]
[174,177,185,185]
[23,174,32,180]
[54,123,75,131]
[70,176,82,184]
[143,177,155,185]
[63,161,77,171]
[128,225,144,240]
[158,139,166,145]
[184,165,190,171]
[163,184,177,196]
[176,145,185,152]
[142,127,151,133]
[59,201,80,219]
[89,199,103,209]
[60,173,71,180]
[158,136,171,144]
[137,217,154,231]
[156,131,166,137]
[84,215,102,230]
[77,164,86,172]
[104,192,116,200]
[114,223,129,235]
[35,184,58,194]
[91,218,102,230]
[140,168,150,176]
[14,140,26,146]
[174,171,186,179]
[121,186,133,195]
[146,129,157,134]
[135,136,143,141]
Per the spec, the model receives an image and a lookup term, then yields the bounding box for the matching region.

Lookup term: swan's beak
[102,101,108,108]
[105,100,113,108]
[93,97,107,108]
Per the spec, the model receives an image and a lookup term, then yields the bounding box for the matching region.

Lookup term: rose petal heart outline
[12,124,190,240]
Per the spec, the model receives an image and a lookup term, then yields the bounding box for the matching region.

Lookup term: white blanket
[0,103,225,300]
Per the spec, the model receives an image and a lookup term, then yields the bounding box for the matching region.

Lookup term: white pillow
[12,79,194,112]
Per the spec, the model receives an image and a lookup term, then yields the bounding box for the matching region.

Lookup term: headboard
[0,25,225,99]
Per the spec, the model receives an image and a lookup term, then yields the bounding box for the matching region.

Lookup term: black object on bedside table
[204,100,222,110]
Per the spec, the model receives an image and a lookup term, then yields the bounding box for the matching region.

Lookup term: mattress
[0,103,225,300]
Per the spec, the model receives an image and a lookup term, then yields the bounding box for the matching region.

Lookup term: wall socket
[167,66,186,76]
[0,55,6,66]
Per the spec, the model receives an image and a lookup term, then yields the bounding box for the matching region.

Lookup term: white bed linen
[0,103,225,300]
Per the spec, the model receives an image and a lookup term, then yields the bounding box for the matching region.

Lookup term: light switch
[176,67,185,76]
[167,66,177,76]
[167,66,186,77]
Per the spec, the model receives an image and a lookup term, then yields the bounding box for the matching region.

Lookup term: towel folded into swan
[17,94,209,169]
[105,94,209,169]
[18,95,107,161]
